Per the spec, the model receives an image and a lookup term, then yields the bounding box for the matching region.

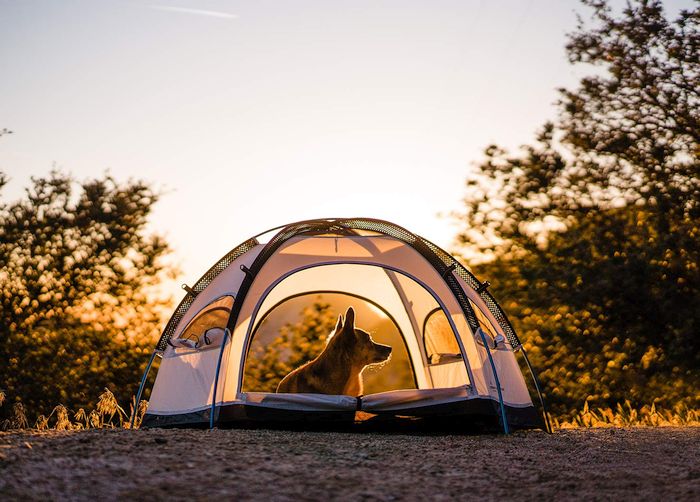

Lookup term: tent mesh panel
[155,238,258,351]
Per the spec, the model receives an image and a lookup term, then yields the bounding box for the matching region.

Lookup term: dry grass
[7,403,29,430]
[95,388,128,427]
[1,387,698,431]
[1,388,146,431]
[128,398,149,429]
[554,400,700,429]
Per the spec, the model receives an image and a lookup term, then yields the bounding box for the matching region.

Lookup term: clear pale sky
[0,0,693,292]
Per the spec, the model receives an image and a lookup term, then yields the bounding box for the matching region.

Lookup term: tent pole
[130,350,158,429]
[477,328,509,434]
[520,347,553,433]
[209,328,231,429]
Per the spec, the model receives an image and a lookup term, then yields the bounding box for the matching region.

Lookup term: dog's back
[276,307,391,396]
[276,359,332,394]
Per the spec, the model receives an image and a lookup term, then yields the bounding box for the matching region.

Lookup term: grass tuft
[125,399,149,429]
[34,414,50,431]
[96,388,128,427]
[74,408,88,429]
[11,403,29,430]
[54,405,72,430]
[89,409,101,428]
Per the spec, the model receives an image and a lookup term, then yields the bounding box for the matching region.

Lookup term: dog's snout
[373,342,392,362]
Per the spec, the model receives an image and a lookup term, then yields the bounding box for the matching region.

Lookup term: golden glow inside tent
[135,219,549,433]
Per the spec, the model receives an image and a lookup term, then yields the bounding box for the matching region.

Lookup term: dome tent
[133,218,550,433]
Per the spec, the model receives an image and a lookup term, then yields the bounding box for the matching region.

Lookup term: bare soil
[0,426,698,501]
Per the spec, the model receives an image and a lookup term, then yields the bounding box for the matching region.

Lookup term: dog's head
[333,307,392,366]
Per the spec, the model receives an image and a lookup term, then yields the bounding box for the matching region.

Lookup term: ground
[0,427,698,500]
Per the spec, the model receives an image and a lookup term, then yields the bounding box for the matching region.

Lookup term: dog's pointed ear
[344,307,355,330]
[334,314,343,334]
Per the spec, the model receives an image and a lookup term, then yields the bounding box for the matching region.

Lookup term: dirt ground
[0,426,698,501]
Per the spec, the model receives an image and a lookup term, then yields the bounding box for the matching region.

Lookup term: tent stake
[478,328,509,434]
[209,328,231,429]
[130,350,158,429]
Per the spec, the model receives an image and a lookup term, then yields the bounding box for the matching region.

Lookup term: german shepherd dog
[276,307,392,396]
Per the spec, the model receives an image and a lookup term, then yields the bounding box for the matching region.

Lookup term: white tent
[134,218,550,432]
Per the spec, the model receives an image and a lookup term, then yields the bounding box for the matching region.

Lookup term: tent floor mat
[142,399,543,432]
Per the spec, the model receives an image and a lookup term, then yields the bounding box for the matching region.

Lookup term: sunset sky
[1,0,693,294]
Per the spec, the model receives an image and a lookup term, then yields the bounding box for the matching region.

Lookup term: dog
[276,307,392,396]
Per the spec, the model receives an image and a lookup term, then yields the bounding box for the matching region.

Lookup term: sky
[0,0,693,296]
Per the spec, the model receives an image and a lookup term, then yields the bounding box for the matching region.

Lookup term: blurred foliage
[243,301,338,392]
[0,170,175,421]
[456,0,699,416]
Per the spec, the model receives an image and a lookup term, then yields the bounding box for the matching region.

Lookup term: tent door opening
[236,262,474,398]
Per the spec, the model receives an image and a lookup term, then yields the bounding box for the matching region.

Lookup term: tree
[456,0,699,415]
[0,170,175,420]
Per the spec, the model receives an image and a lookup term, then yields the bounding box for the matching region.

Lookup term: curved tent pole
[519,347,553,433]
[209,328,231,429]
[129,350,159,428]
[477,328,509,434]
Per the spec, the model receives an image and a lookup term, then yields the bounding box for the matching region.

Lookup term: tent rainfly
[133,218,551,433]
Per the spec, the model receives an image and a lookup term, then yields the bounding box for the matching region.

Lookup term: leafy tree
[0,170,174,420]
[243,301,337,392]
[456,0,699,415]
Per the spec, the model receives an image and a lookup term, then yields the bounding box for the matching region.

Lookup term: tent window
[174,295,234,349]
[423,309,463,365]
